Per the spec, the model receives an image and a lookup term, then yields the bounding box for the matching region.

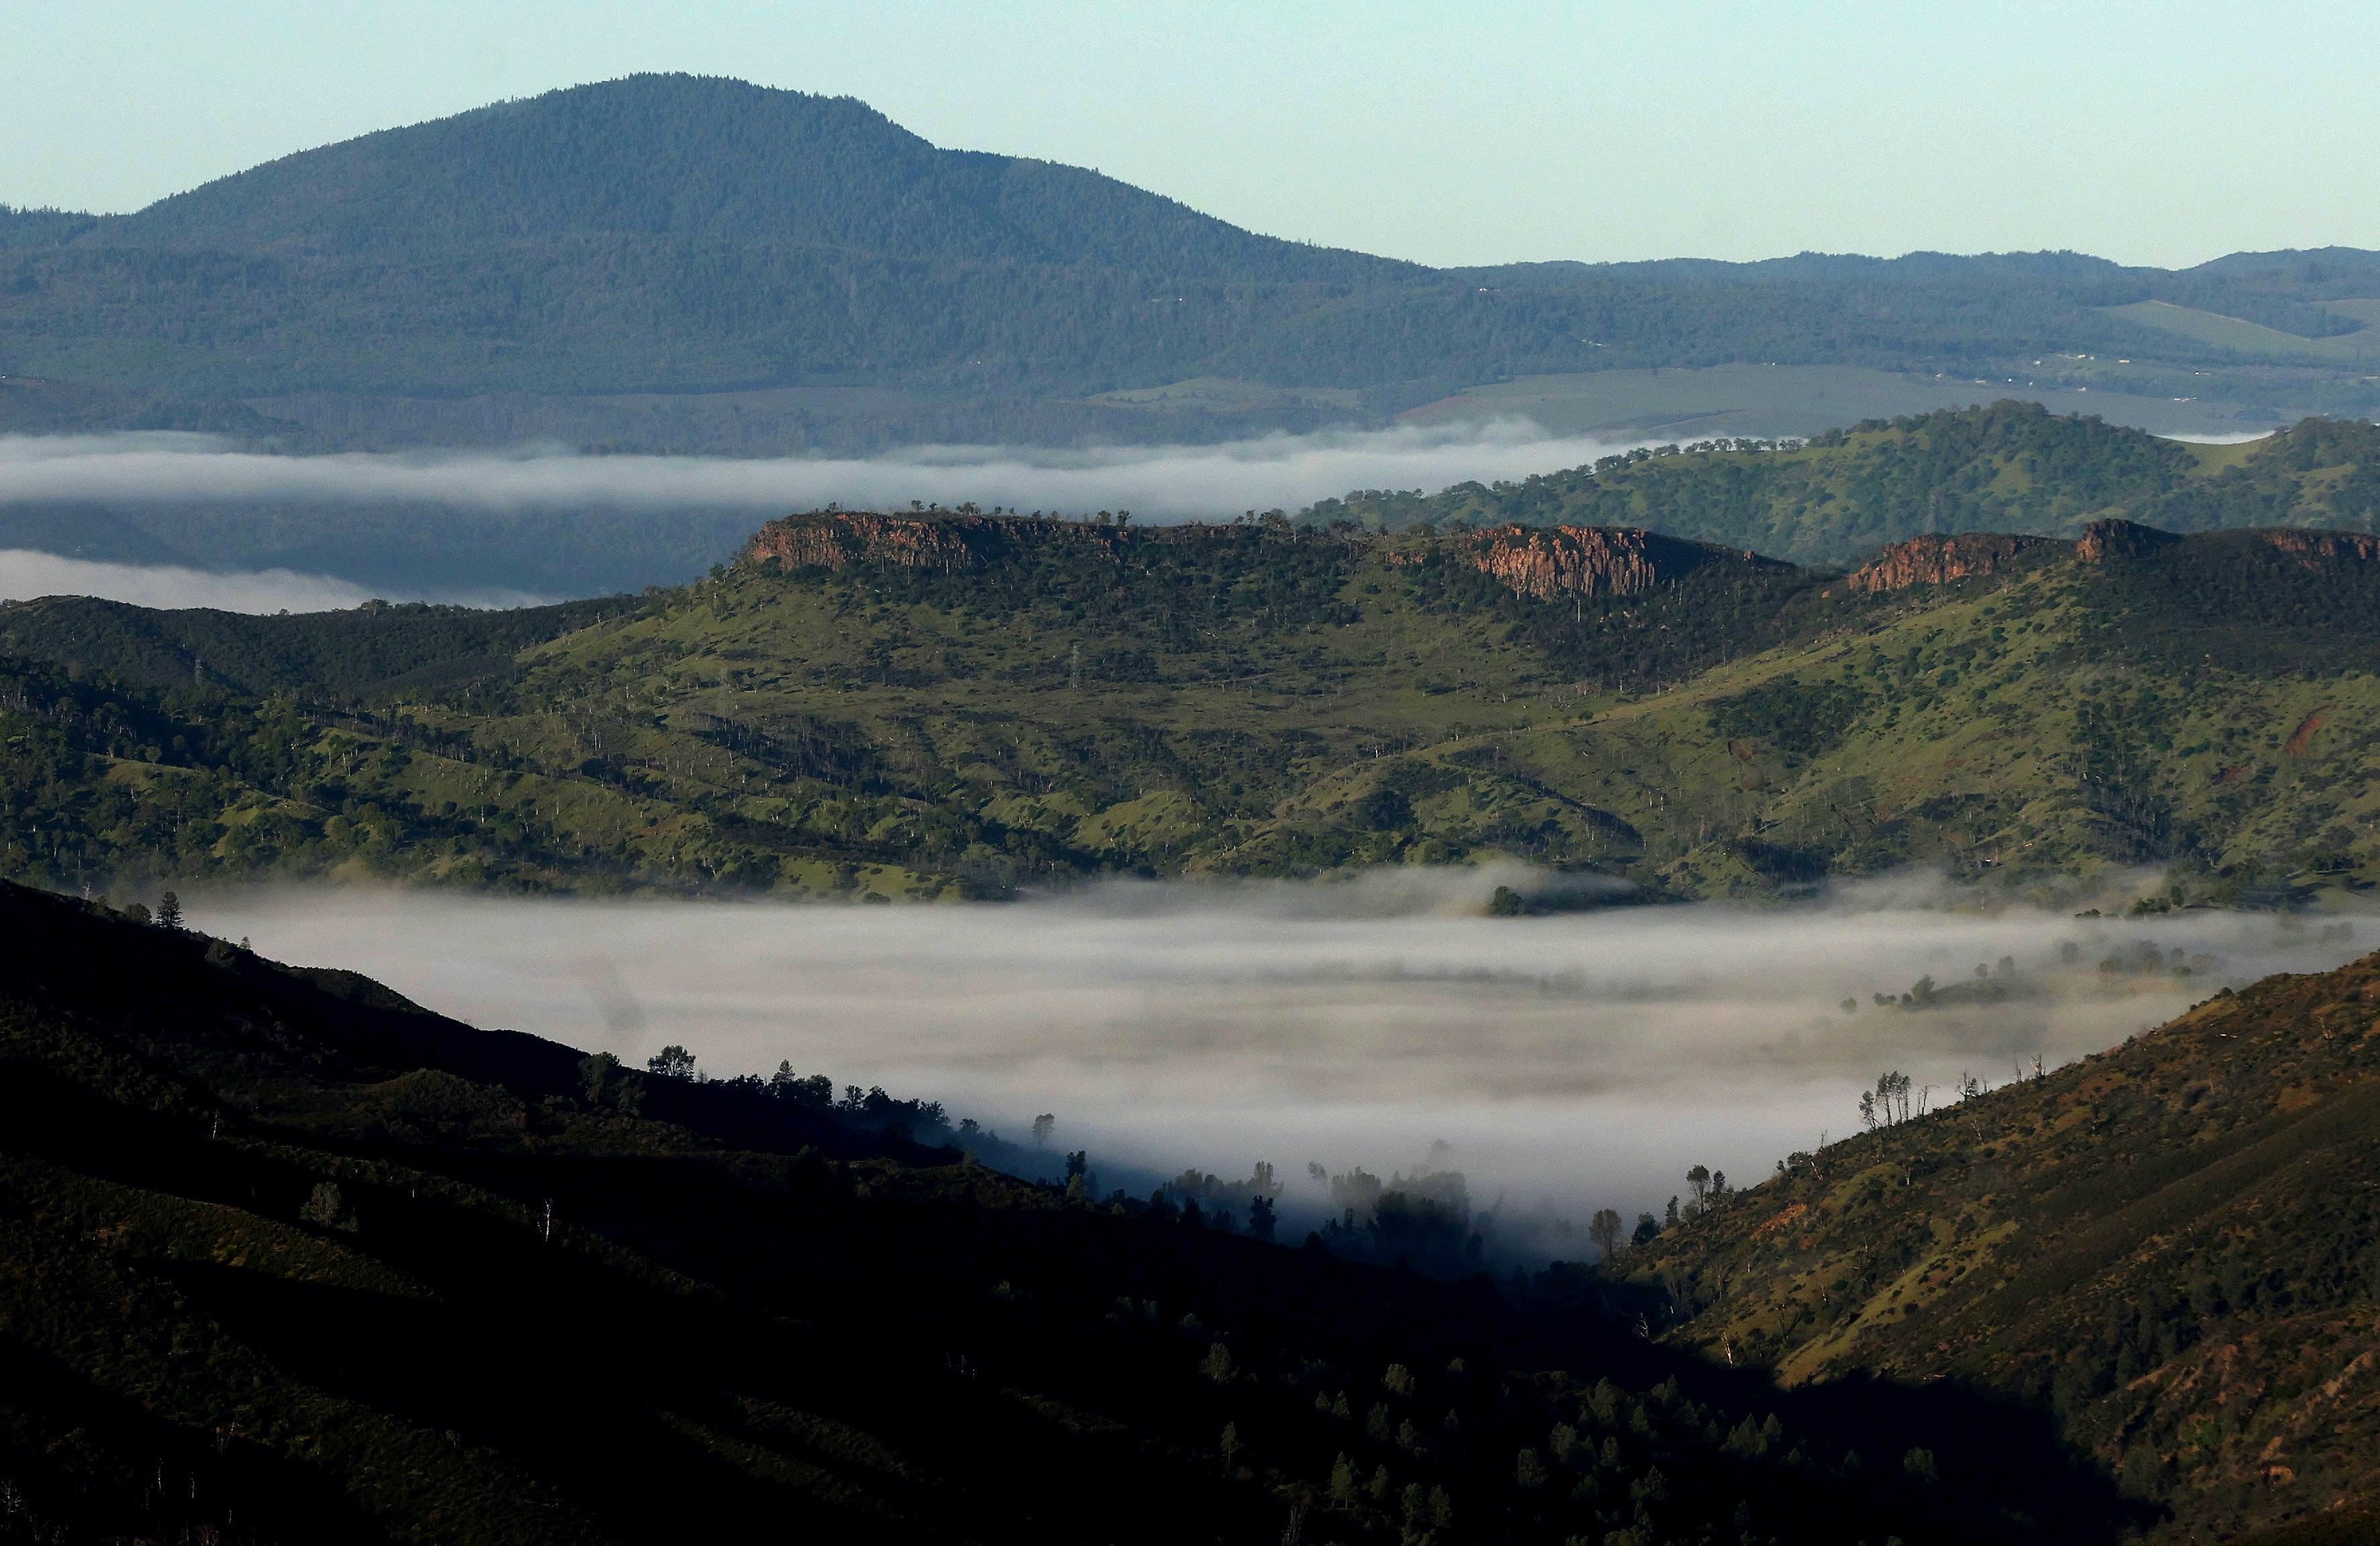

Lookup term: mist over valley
[4,58,2380,1546]
[191,876,2367,1237]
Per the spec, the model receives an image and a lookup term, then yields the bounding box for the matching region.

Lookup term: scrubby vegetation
[1308,405,2380,565]
[5,489,2380,905]
[1616,947,2380,1543]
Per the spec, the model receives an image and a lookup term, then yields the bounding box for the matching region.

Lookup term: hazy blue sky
[7,1,2375,269]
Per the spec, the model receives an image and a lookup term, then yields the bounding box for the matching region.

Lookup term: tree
[1686,1165,1712,1207]
[1328,1453,1358,1507]
[579,1052,619,1103]
[646,1044,696,1079]
[1219,1420,1241,1474]
[1588,1207,1624,1264]
[1631,1210,1659,1247]
[1248,1194,1277,1243]
[1031,1112,1055,1145]
[154,891,182,929]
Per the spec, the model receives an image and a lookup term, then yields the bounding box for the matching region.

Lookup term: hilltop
[1,496,2378,904]
[1,78,2378,449]
[0,875,2121,1543]
[1308,403,2380,566]
[1612,945,2380,1543]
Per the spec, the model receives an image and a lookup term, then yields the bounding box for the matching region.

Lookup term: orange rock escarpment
[1458,525,1759,599]
[2074,518,2185,562]
[2254,529,2380,567]
[744,512,1024,573]
[1845,532,2064,593]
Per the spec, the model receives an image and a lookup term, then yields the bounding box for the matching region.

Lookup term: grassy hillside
[1611,945,2380,1543]
[2,503,2379,905]
[0,876,2119,1543]
[1309,404,2380,566]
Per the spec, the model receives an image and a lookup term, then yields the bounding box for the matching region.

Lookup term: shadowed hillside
[0,877,2122,1543]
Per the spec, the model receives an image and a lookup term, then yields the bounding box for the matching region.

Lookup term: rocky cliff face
[1845,532,2064,592]
[1460,525,1764,599]
[744,512,1018,573]
[2256,528,2380,567]
[2075,518,2185,562]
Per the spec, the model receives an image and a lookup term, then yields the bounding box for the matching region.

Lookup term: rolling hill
[1613,943,2380,1543]
[1,482,2377,907]
[0,875,2120,1544]
[3,77,2379,449]
[1308,403,2380,566]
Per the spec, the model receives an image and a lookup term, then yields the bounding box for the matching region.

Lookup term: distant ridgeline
[2,487,2379,904]
[2,75,2379,449]
[1304,403,2380,566]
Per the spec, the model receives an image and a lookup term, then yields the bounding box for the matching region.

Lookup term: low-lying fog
[0,423,1634,521]
[196,873,2365,1247]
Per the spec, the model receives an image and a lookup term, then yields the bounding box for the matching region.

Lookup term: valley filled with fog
[194,872,2365,1254]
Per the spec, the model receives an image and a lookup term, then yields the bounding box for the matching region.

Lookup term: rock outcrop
[2255,528,2380,567]
[1844,532,2064,593]
[1460,525,1769,600]
[2075,518,2184,562]
[745,512,1020,573]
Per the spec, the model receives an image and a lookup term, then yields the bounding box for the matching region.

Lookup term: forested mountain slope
[0,877,2120,1543]
[1307,404,2380,566]
[2,506,2378,905]
[1617,947,2380,1543]
[2,76,2378,438]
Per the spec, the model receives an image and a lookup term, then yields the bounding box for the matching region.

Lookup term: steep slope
[1614,948,2380,1543]
[1307,404,2380,566]
[3,511,2380,903]
[0,877,2116,1543]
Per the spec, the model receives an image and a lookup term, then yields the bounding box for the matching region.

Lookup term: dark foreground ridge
[0,877,2131,1543]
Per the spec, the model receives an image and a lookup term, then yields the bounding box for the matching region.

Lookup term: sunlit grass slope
[1618,945,2380,1543]
[1,469,2377,905]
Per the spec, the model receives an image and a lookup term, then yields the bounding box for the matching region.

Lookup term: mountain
[0,875,2119,1543]
[1612,945,2380,1543]
[95,76,1401,284]
[2,490,2378,905]
[3,77,2379,448]
[1307,403,2380,566]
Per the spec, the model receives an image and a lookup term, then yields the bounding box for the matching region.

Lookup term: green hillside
[1611,945,2380,1543]
[2,501,2378,905]
[0,876,2120,1543]
[1307,403,2380,566]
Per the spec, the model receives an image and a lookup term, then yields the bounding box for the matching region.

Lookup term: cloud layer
[0,422,1637,521]
[0,548,547,614]
[190,875,2367,1221]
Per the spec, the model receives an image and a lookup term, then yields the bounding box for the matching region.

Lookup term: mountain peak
[91,73,1401,284]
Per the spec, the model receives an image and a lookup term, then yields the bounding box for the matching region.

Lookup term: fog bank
[189,875,2369,1230]
[0,422,1634,521]
[0,548,546,614]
